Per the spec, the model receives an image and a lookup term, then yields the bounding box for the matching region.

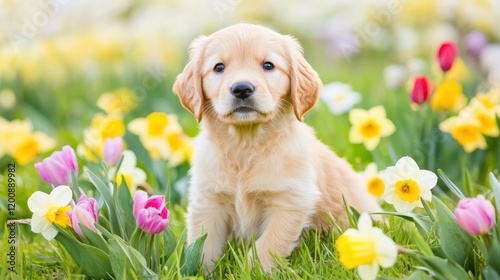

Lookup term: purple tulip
[454,195,496,235]
[465,30,488,58]
[35,145,78,186]
[102,137,124,166]
[133,190,169,234]
[68,194,98,237]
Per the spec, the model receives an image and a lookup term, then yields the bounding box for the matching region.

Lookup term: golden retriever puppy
[173,23,381,272]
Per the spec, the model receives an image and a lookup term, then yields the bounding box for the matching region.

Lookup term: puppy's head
[173,23,322,124]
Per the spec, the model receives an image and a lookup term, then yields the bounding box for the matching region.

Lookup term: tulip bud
[102,137,124,166]
[68,194,99,238]
[133,190,169,234]
[35,145,78,186]
[411,76,431,105]
[437,41,457,72]
[454,195,496,235]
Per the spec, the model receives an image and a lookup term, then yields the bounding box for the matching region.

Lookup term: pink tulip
[102,137,124,166]
[411,76,431,105]
[454,195,496,235]
[133,190,169,234]
[437,41,457,72]
[35,145,78,186]
[68,194,98,237]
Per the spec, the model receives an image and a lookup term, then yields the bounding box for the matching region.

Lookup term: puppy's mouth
[231,106,258,114]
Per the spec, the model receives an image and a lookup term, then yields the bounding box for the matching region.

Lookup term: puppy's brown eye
[263,62,274,70]
[214,63,225,73]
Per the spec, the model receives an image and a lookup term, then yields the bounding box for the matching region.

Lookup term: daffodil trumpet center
[360,120,381,138]
[46,205,72,228]
[396,179,420,202]
[368,177,385,197]
[336,234,376,269]
[147,113,169,136]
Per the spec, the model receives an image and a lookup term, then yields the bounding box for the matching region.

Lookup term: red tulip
[411,76,431,105]
[437,41,457,72]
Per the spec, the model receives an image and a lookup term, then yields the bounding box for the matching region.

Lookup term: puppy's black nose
[231,82,254,100]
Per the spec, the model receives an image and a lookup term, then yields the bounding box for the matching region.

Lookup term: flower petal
[41,227,58,240]
[358,262,379,280]
[49,185,73,207]
[357,213,373,232]
[133,190,148,218]
[395,156,419,178]
[27,191,50,213]
[31,215,51,233]
[415,170,438,191]
[375,234,398,267]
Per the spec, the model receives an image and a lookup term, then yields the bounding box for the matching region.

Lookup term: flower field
[1,0,500,279]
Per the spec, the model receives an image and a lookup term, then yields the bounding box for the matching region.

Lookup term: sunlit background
[1,0,500,258]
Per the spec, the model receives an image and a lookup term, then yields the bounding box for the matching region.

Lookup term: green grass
[2,208,420,279]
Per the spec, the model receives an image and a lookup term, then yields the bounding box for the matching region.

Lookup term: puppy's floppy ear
[285,35,322,121]
[173,36,208,122]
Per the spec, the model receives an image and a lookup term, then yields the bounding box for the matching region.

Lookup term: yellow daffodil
[468,100,499,137]
[336,213,398,280]
[27,185,73,240]
[77,114,125,162]
[108,150,147,194]
[430,80,467,111]
[128,112,193,166]
[0,118,56,164]
[444,57,471,82]
[383,156,437,213]
[362,163,386,198]
[439,110,487,153]
[97,88,138,116]
[473,87,500,116]
[349,106,396,151]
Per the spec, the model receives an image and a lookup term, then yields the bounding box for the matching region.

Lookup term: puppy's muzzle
[231,82,254,100]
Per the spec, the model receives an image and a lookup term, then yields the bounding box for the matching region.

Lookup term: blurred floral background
[1,0,500,278]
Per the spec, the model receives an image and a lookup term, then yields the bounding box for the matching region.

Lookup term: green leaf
[86,169,120,234]
[108,236,157,278]
[342,195,357,228]
[165,230,187,271]
[462,168,474,197]
[162,227,177,260]
[421,198,436,222]
[180,233,207,276]
[488,233,500,274]
[116,175,135,239]
[489,173,500,211]
[437,169,466,199]
[95,223,115,239]
[410,225,433,256]
[433,196,473,266]
[80,224,108,253]
[483,266,500,280]
[370,211,433,234]
[54,228,112,279]
[409,254,470,280]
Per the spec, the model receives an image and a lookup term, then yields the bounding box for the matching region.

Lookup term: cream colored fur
[173,23,381,272]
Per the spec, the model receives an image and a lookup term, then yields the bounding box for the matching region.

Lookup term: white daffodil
[336,213,398,280]
[27,185,73,240]
[108,150,147,194]
[362,163,386,199]
[383,156,437,213]
[320,82,361,115]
